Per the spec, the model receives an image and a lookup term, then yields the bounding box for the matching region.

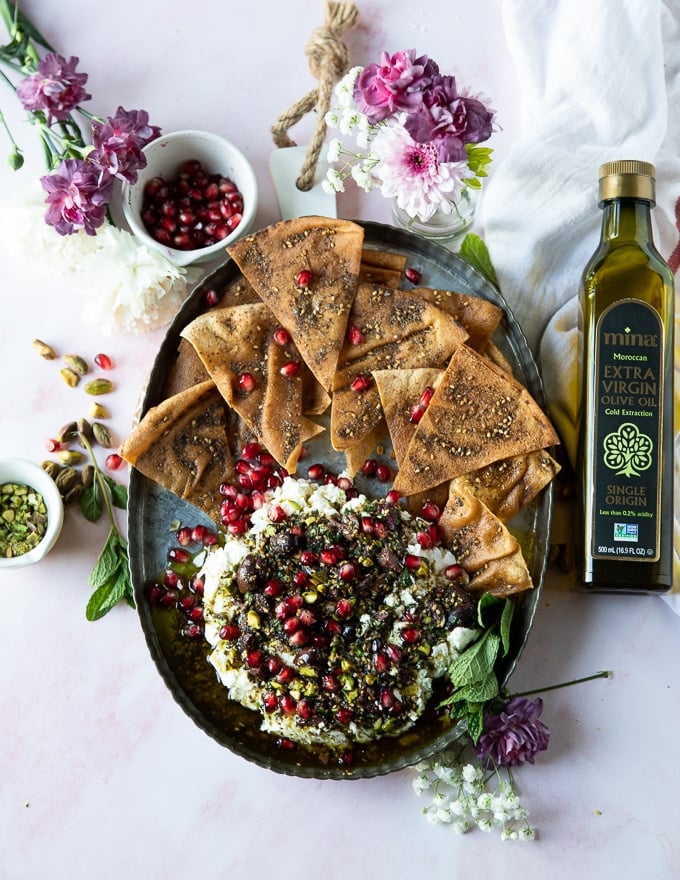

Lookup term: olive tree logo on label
[602,422,653,477]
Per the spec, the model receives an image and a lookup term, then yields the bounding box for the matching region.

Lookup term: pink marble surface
[0,2,678,878]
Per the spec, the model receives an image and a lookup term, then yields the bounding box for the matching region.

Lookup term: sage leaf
[88,528,120,588]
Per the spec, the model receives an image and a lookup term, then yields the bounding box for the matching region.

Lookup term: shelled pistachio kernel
[31,338,57,360]
[0,481,48,558]
[90,402,110,420]
[60,367,80,388]
[63,354,89,376]
[92,422,112,448]
[84,378,114,396]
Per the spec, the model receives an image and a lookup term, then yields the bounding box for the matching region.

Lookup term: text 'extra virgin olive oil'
[577,160,675,593]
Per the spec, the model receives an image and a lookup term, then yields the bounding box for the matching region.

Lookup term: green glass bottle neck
[599,197,654,245]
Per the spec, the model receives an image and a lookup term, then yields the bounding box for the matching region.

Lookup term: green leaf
[85,566,129,621]
[459,233,499,288]
[476,592,501,627]
[79,483,103,523]
[454,671,500,704]
[500,598,515,657]
[449,630,501,688]
[465,704,485,744]
[87,528,120,588]
[108,479,128,510]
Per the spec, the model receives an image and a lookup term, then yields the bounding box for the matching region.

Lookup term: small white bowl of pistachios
[0,459,64,568]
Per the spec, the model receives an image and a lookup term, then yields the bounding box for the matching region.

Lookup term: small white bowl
[0,459,64,569]
[121,130,258,266]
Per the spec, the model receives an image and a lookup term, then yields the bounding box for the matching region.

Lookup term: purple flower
[354,50,438,123]
[16,53,90,124]
[474,697,550,769]
[89,107,161,184]
[404,75,495,163]
[41,159,113,235]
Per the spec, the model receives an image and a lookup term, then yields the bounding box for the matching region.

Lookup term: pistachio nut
[57,449,84,466]
[60,367,80,388]
[84,378,114,396]
[63,353,89,376]
[89,402,110,420]
[41,460,62,480]
[55,466,80,495]
[56,421,78,444]
[92,422,112,449]
[31,338,57,360]
[81,463,95,488]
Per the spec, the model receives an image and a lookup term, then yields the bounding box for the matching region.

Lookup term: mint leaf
[88,528,120,588]
[477,592,501,627]
[104,476,128,510]
[459,233,499,288]
[454,671,500,704]
[465,704,485,744]
[85,566,129,621]
[80,483,103,523]
[500,598,515,657]
[449,630,501,688]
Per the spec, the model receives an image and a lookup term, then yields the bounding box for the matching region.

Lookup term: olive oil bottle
[577,160,674,593]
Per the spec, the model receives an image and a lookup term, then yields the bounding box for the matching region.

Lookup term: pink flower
[16,54,90,124]
[474,697,550,769]
[405,75,495,163]
[371,123,461,221]
[89,107,161,184]
[41,159,113,235]
[353,50,438,123]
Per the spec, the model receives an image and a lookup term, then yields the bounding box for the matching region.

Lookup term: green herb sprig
[77,427,133,620]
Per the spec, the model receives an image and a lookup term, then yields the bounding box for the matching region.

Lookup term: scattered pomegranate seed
[240,441,261,460]
[374,462,391,482]
[419,385,435,407]
[307,463,325,481]
[276,738,295,750]
[264,578,283,597]
[409,403,426,424]
[296,699,313,720]
[319,548,338,566]
[404,553,423,571]
[335,598,354,618]
[168,547,190,564]
[175,526,193,546]
[293,570,309,587]
[336,707,354,724]
[268,504,287,523]
[359,458,377,477]
[238,372,256,394]
[105,453,124,470]
[299,550,317,566]
[444,564,466,581]
[263,691,278,713]
[373,651,390,673]
[401,627,421,645]
[420,501,441,522]
[44,437,61,452]
[280,360,300,378]
[339,562,357,581]
[295,269,314,288]
[350,374,372,393]
[94,352,113,370]
[347,325,365,345]
[204,288,220,308]
[336,475,353,491]
[404,266,421,284]
[385,489,401,506]
[273,327,291,346]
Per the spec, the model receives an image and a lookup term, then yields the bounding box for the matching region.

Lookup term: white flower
[326,138,342,163]
[350,164,374,192]
[325,168,345,193]
[412,773,433,796]
[325,109,341,128]
[339,110,362,135]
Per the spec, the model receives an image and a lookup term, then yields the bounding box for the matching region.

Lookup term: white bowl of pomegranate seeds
[121,129,258,265]
[0,459,64,569]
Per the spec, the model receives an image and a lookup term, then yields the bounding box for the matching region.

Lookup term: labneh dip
[199,477,478,750]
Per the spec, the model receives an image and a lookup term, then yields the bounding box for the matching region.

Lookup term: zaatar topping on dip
[200,477,478,750]
[0,482,48,558]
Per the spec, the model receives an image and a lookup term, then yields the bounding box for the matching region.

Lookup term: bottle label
[591,299,664,562]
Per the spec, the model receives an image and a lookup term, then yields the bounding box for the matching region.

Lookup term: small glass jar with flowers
[323,49,496,246]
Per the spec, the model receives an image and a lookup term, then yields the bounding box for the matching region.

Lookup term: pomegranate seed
[240,441,261,460]
[350,374,371,393]
[307,463,325,481]
[188,606,203,622]
[385,489,402,506]
[336,707,353,724]
[227,519,249,536]
[94,352,113,370]
[296,699,313,720]
[184,623,203,639]
[190,575,204,594]
[280,360,300,378]
[347,325,365,345]
[319,548,338,566]
[191,524,206,543]
[288,629,309,647]
[322,673,340,692]
[204,288,220,307]
[404,553,423,571]
[264,578,283,597]
[373,651,390,673]
[409,403,426,424]
[105,452,124,470]
[338,751,353,767]
[279,694,297,714]
[283,616,300,635]
[404,266,421,284]
[246,650,264,669]
[386,644,402,664]
[339,562,357,581]
[298,608,316,627]
[168,547,190,564]
[263,692,278,713]
[419,385,435,407]
[276,666,295,684]
[335,598,354,618]
[445,564,466,581]
[267,656,282,676]
[286,594,304,611]
[360,516,375,535]
[336,476,353,492]
[220,482,238,498]
[276,738,295,750]
[401,627,421,644]
[295,269,314,288]
[420,501,441,521]
[147,583,164,604]
[175,526,193,546]
[273,327,291,346]
[374,462,391,482]
[380,687,396,709]
[238,372,256,393]
[268,504,287,523]
[293,570,309,587]
[299,550,317,566]
[359,458,377,477]
[44,438,61,452]
[164,570,179,588]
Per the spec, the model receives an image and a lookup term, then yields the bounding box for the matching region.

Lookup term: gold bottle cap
[598,159,656,205]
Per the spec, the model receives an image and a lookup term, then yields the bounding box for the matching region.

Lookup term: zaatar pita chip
[407,287,503,350]
[162,338,211,398]
[373,367,444,466]
[392,344,560,497]
[458,450,561,522]
[330,284,468,450]
[438,478,533,597]
[227,216,364,391]
[120,380,234,521]
[358,248,408,288]
[180,302,322,473]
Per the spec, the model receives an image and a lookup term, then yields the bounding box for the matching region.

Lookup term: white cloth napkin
[480,0,680,609]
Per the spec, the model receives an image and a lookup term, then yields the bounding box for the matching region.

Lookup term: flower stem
[78,429,118,533]
[509,670,612,699]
